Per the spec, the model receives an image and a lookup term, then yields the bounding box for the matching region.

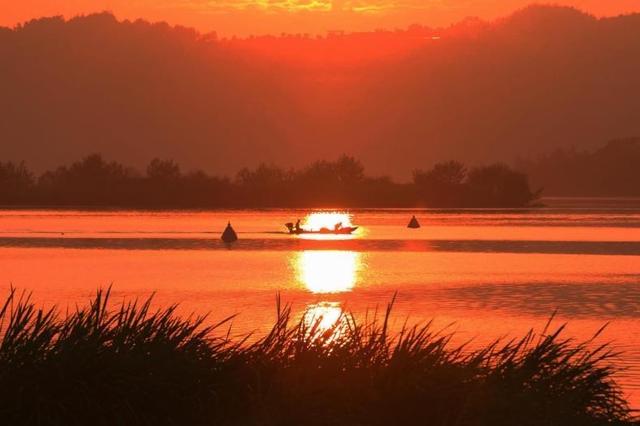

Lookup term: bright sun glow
[296,250,361,293]
[303,302,344,333]
[303,212,353,232]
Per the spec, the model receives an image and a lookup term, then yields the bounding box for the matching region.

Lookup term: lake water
[1,200,640,406]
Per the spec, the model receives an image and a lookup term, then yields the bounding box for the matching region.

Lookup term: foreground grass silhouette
[0,289,634,426]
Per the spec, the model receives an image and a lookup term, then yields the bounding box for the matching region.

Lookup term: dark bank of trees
[413,161,541,208]
[517,139,640,197]
[0,154,540,208]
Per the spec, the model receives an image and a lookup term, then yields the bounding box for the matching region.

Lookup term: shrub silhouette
[0,289,633,426]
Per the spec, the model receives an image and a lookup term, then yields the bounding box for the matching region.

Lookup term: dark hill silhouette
[354,6,640,175]
[0,13,291,175]
[1,6,639,178]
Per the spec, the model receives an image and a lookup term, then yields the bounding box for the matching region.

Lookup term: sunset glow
[303,212,353,232]
[303,302,344,333]
[2,0,640,418]
[295,250,361,293]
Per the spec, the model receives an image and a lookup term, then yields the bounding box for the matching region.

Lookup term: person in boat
[334,222,343,232]
[295,219,301,233]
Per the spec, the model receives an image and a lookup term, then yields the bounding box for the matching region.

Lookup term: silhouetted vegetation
[0,154,540,208]
[0,288,633,426]
[413,161,542,208]
[0,161,34,204]
[517,139,640,197]
[1,7,640,176]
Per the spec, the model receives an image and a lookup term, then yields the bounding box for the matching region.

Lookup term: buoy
[221,222,238,243]
[407,215,420,229]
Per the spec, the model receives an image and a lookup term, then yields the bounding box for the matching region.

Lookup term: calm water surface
[1,201,640,406]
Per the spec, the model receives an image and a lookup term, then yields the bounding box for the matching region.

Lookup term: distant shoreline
[1,155,542,209]
[4,197,640,211]
[0,204,549,212]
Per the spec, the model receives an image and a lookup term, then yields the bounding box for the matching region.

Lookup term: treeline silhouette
[517,139,640,196]
[0,154,540,208]
[1,6,640,178]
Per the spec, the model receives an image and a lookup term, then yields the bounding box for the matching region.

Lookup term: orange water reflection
[297,211,362,241]
[303,212,353,231]
[2,208,640,407]
[303,302,344,333]
[295,249,360,339]
[295,250,362,293]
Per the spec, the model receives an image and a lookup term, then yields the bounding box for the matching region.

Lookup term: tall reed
[0,288,634,426]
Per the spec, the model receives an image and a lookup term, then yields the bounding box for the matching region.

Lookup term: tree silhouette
[147,159,181,181]
[414,161,467,206]
[517,138,640,196]
[0,161,35,203]
[334,155,365,184]
[0,154,542,208]
[466,163,539,207]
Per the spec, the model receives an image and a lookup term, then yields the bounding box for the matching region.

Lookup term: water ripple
[1,237,640,255]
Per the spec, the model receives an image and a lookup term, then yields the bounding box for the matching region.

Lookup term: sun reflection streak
[295,250,361,293]
[303,302,344,333]
[303,212,353,231]
[296,211,359,240]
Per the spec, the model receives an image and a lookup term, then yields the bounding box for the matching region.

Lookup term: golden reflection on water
[303,212,353,231]
[297,211,361,241]
[303,302,344,333]
[295,250,362,293]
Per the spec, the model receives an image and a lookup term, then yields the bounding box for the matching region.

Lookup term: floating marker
[407,215,420,229]
[221,221,238,243]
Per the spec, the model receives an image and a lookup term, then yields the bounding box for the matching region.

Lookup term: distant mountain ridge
[1,5,639,179]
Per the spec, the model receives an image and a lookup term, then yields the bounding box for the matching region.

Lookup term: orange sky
[1,0,639,35]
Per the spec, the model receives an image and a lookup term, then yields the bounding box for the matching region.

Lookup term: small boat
[285,222,358,235]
